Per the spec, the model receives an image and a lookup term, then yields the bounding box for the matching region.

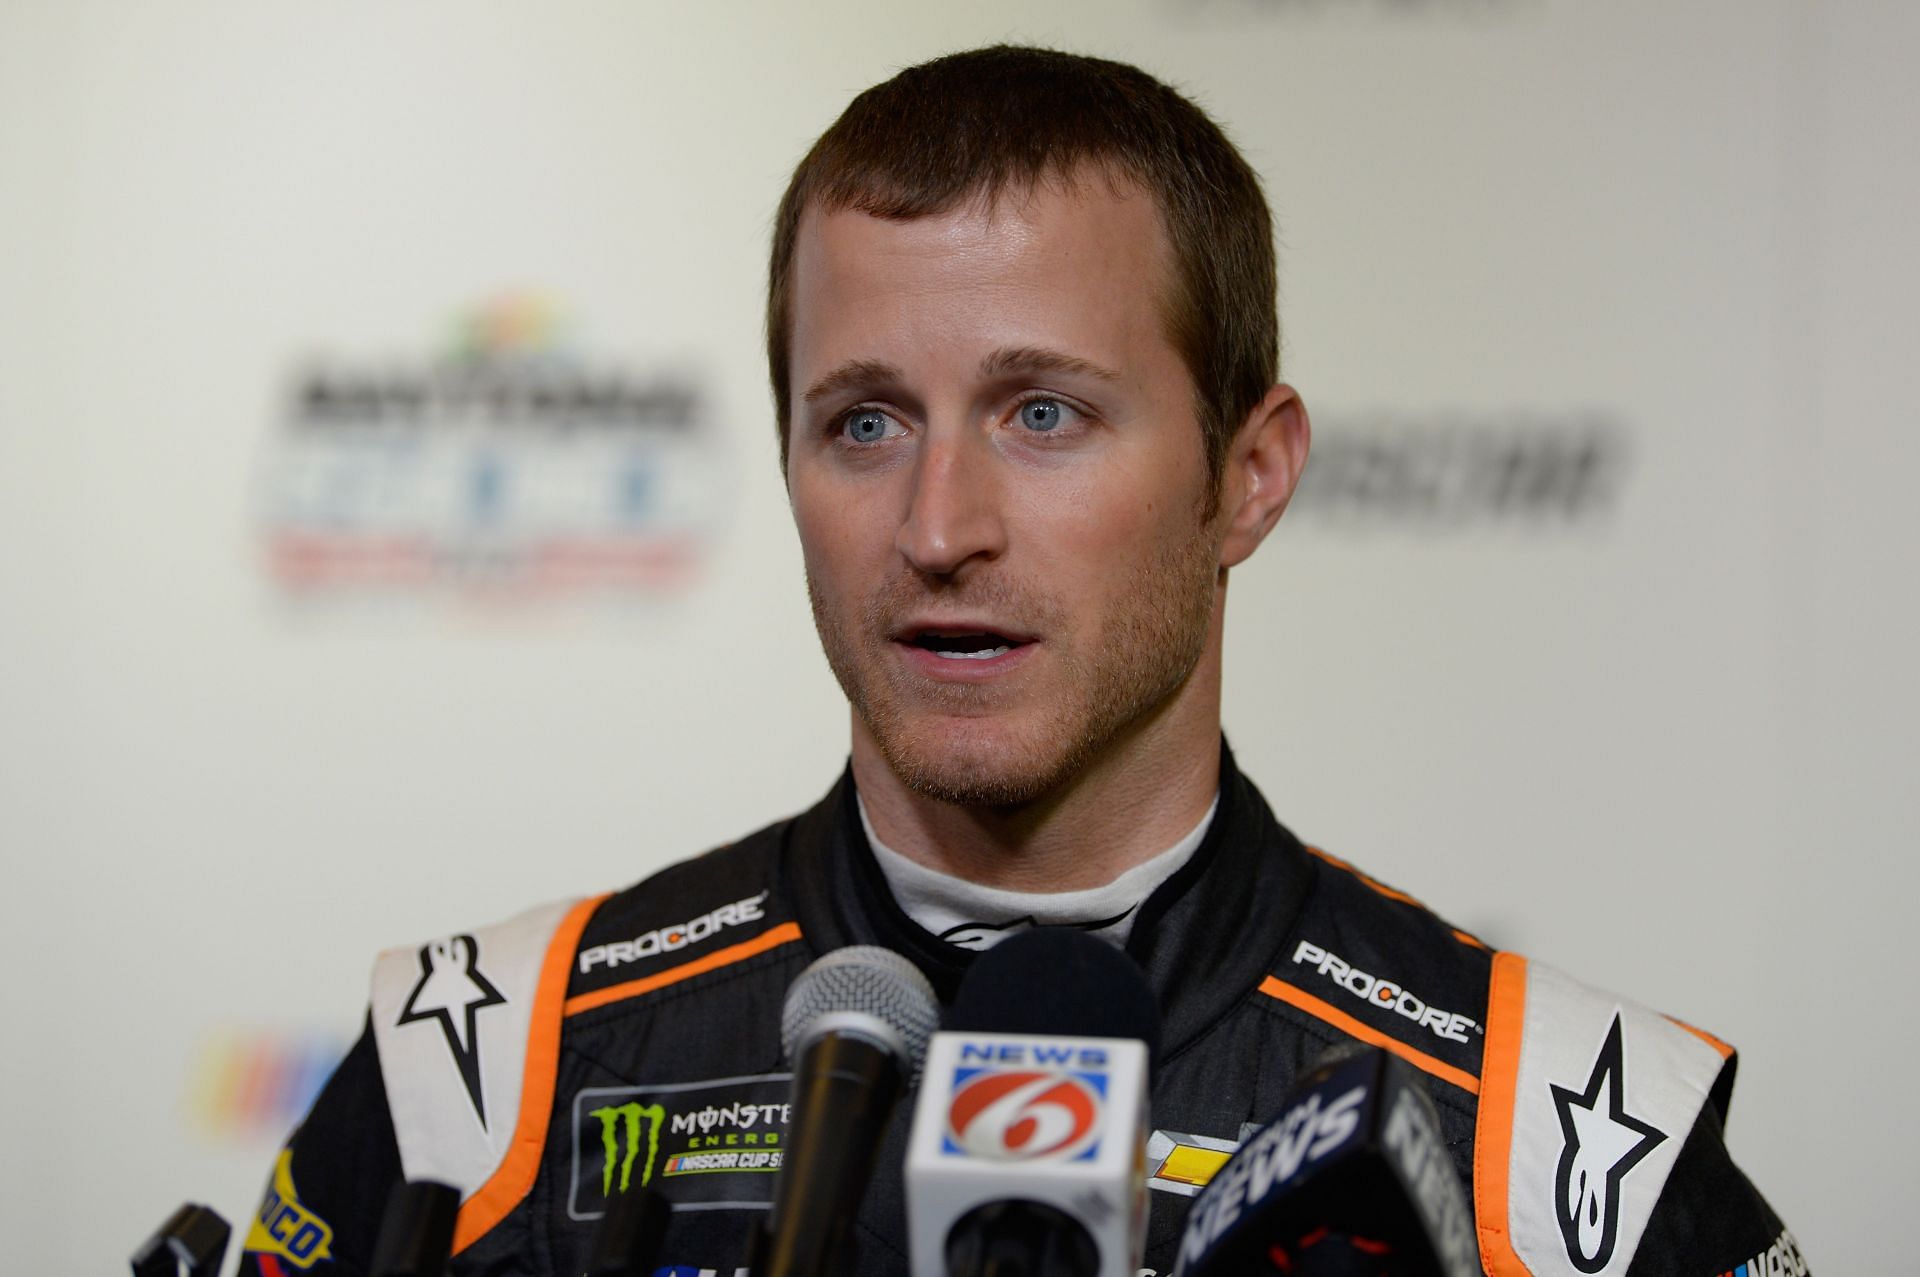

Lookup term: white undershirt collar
[858,794,1219,951]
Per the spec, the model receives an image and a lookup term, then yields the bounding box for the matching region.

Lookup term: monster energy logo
[569,1075,794,1221]
[591,1102,666,1195]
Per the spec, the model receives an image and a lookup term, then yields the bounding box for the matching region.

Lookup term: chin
[866,708,1097,809]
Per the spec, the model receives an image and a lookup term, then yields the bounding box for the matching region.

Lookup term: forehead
[786,177,1181,389]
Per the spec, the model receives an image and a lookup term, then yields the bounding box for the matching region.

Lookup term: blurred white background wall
[2,1,1913,1271]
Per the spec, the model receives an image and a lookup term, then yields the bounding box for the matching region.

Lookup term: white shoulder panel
[1502,960,1729,1276]
[370,898,578,1198]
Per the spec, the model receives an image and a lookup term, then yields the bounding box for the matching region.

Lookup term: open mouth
[905,630,1030,661]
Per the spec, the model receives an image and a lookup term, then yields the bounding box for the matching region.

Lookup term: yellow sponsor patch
[244,1149,335,1269]
[1146,1128,1243,1196]
[1157,1142,1233,1187]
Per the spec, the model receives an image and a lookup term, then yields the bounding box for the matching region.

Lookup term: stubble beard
[807,521,1220,809]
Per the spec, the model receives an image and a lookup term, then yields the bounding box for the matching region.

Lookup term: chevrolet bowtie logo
[1145,1128,1245,1196]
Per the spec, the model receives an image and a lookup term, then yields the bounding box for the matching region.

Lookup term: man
[240,47,1802,1277]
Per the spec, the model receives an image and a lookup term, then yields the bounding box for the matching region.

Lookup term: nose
[894,431,1007,577]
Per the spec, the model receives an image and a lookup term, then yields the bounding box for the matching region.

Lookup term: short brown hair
[766,45,1279,493]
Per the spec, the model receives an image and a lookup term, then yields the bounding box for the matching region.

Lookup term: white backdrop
[3,1,1914,1271]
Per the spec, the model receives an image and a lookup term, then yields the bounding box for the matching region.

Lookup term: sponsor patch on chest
[1290,940,1482,1043]
[568,1073,793,1220]
[244,1149,334,1270]
[578,892,771,975]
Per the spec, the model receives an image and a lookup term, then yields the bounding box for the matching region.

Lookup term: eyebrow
[802,347,1121,407]
[802,359,904,406]
[978,345,1122,383]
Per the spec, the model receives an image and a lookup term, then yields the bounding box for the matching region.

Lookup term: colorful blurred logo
[257,292,727,608]
[186,1028,349,1142]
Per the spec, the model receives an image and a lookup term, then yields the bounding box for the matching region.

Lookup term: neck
[851,637,1225,893]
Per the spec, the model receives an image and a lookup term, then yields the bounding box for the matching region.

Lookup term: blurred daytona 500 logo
[257,294,728,610]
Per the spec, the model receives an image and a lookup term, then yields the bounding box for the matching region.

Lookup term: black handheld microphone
[907,928,1163,1277]
[129,1203,230,1277]
[583,1175,671,1277]
[1171,1047,1478,1277]
[752,945,940,1277]
[368,1180,459,1277]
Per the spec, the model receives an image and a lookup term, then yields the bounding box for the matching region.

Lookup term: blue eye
[1018,399,1065,432]
[843,409,895,444]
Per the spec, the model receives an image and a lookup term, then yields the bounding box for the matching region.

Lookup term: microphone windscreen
[945,927,1162,1068]
[780,944,939,1074]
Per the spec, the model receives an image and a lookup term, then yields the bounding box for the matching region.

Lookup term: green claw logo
[591,1102,666,1195]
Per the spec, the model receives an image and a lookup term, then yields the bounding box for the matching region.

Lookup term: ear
[1218,383,1311,569]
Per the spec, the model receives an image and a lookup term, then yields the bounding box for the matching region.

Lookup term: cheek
[1014,482,1169,599]
[1020,451,1195,554]
[1019,465,1215,622]
[792,483,884,594]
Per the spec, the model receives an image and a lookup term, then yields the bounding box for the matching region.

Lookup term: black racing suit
[237,746,1802,1277]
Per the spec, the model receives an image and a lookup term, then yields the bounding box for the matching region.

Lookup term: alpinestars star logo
[396,934,507,1129]
[936,907,1135,952]
[1550,1013,1666,1272]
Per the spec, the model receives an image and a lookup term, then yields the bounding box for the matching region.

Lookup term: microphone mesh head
[780,945,939,1075]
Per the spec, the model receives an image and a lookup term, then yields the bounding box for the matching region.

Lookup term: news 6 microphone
[752,945,940,1277]
[1171,1047,1477,1277]
[905,928,1162,1277]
